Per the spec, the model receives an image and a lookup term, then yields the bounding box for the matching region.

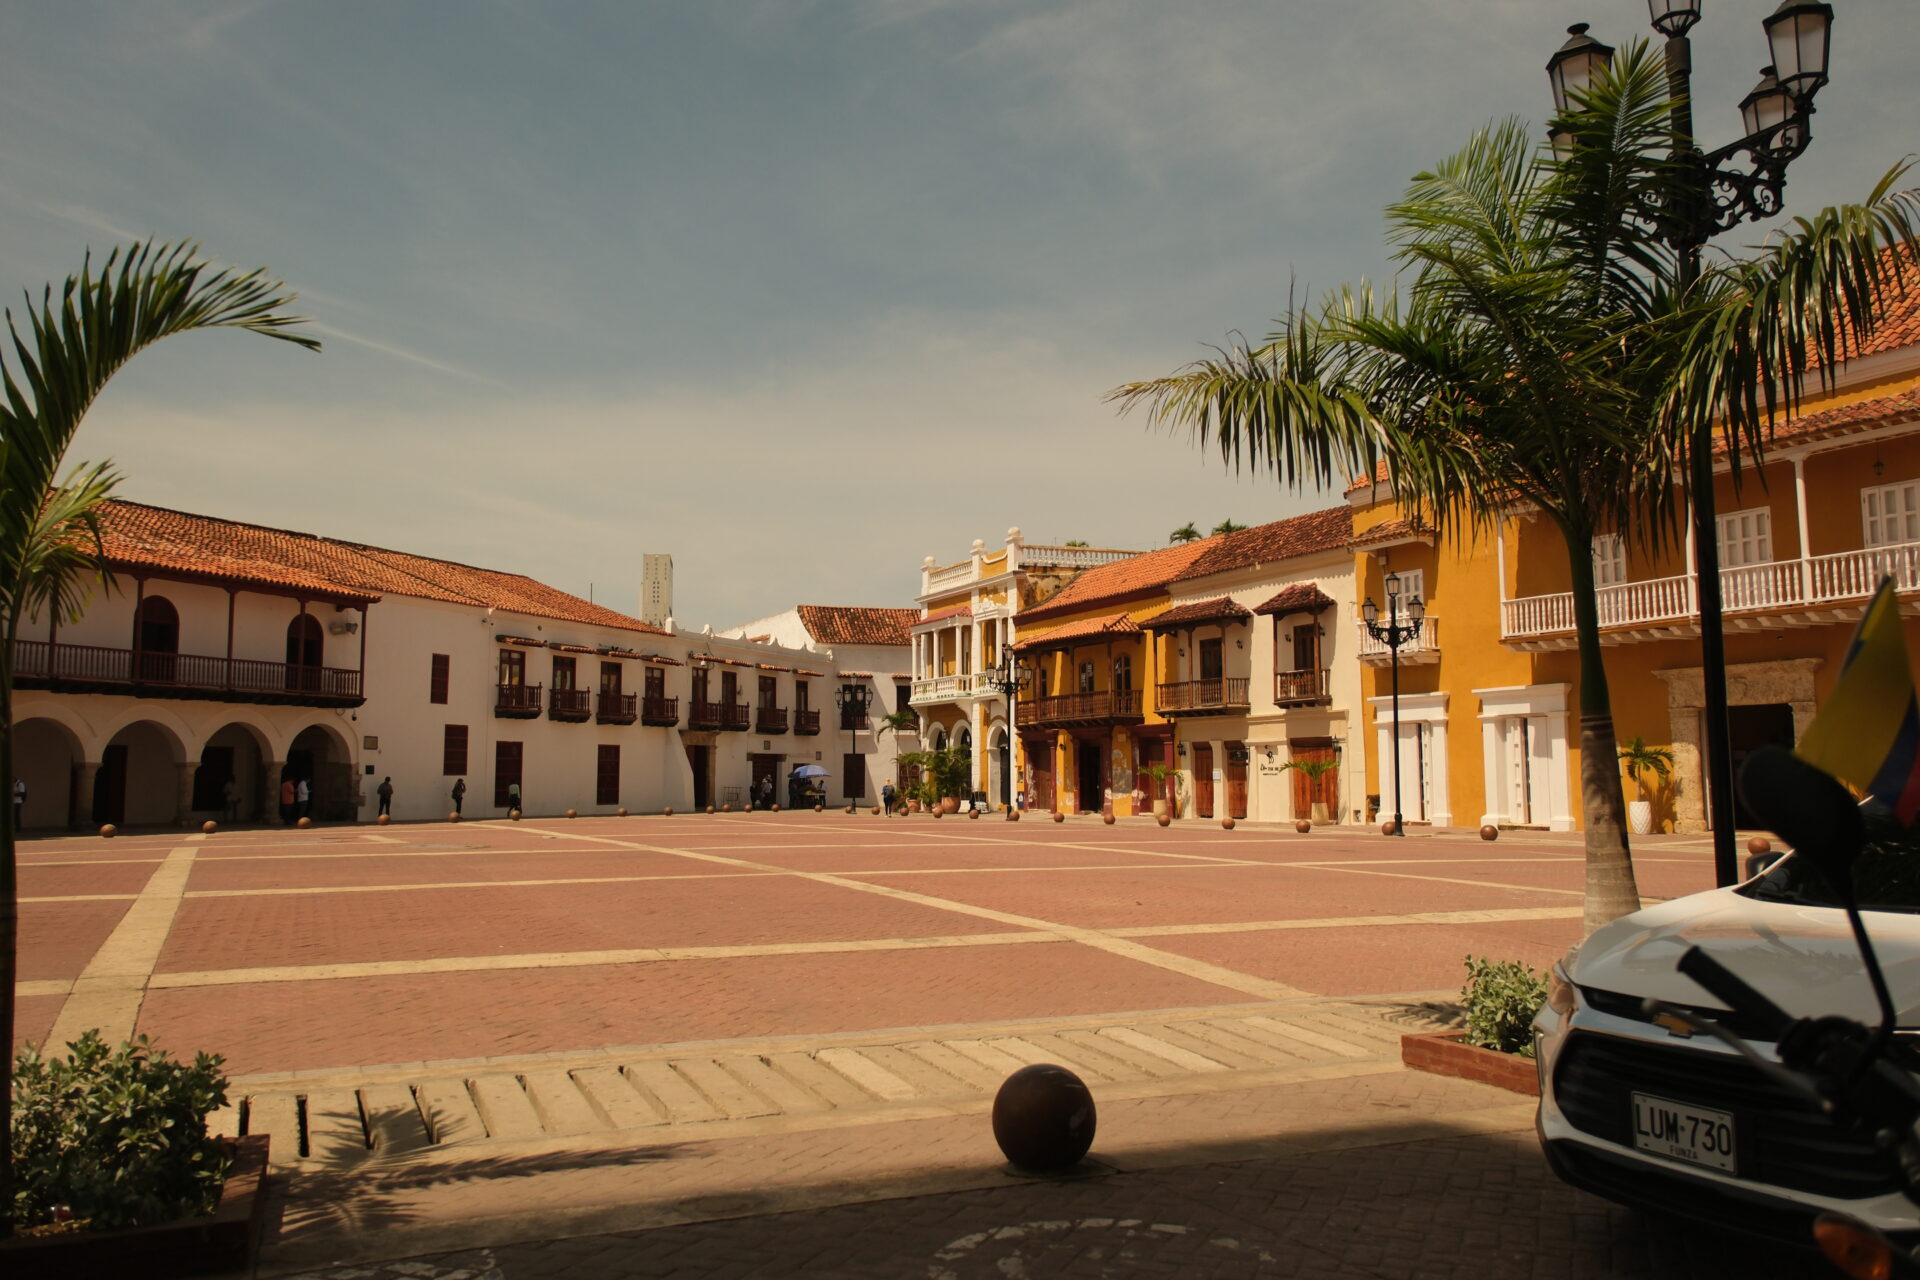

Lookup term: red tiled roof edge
[1143,597,1252,630]
[796,604,918,647]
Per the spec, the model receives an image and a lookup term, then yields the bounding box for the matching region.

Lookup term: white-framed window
[1384,568,1425,613]
[1715,507,1773,568]
[1591,534,1627,587]
[1863,481,1920,549]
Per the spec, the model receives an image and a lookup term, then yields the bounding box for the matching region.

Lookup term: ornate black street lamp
[982,650,1032,819]
[836,681,872,805]
[1362,572,1425,837]
[1547,1,1832,886]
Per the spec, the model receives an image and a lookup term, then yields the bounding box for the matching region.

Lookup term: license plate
[1631,1092,1737,1173]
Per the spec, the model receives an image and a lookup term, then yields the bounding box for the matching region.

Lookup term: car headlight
[1545,941,1582,1018]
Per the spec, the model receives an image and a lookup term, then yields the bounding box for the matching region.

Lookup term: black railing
[496,683,544,717]
[13,639,362,705]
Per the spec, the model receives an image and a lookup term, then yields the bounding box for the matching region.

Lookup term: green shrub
[1461,956,1549,1057]
[11,1031,230,1230]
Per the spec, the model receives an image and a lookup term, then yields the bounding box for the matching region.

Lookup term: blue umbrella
[792,764,831,779]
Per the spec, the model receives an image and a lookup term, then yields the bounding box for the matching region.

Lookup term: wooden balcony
[839,712,871,732]
[756,706,789,735]
[1500,541,1920,650]
[794,708,821,735]
[595,691,638,724]
[1155,677,1250,717]
[496,683,544,718]
[1017,689,1143,729]
[548,687,593,722]
[641,695,679,726]
[1274,668,1332,707]
[12,640,364,707]
[691,700,750,731]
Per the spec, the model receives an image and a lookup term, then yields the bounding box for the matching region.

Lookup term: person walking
[295,777,311,821]
[451,777,466,816]
[279,777,295,824]
[507,780,522,814]
[881,781,896,817]
[376,776,394,818]
[756,775,773,810]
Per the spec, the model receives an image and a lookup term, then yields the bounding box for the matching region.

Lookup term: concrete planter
[1401,1030,1539,1097]
[0,1134,269,1279]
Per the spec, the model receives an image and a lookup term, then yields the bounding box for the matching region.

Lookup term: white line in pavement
[47,846,197,1045]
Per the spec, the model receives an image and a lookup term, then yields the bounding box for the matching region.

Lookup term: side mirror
[1737,745,1865,887]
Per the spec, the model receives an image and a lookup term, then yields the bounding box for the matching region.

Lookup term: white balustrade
[1020,545,1138,569]
[1355,616,1440,659]
[910,673,980,704]
[925,561,972,592]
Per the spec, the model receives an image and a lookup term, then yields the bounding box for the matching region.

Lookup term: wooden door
[1029,742,1053,812]
[1192,743,1215,818]
[1224,742,1248,819]
[1288,743,1339,820]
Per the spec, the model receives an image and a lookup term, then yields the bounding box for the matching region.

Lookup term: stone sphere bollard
[1221,817,1236,830]
[814,804,824,813]
[509,809,521,821]
[1102,813,1115,826]
[1156,813,1171,828]
[992,1064,1096,1172]
[616,807,628,817]
[449,812,461,823]
[770,804,780,812]
[297,816,313,829]
[705,805,715,814]
[1294,819,1312,834]
[377,813,391,826]
[1008,810,1021,822]
[663,807,674,816]
[871,806,881,816]
[968,809,980,820]
[721,803,731,813]
[99,824,116,838]
[1052,811,1065,824]
[1480,824,1500,842]
[1747,835,1772,855]
[934,808,944,818]
[1381,819,1399,836]
[201,820,218,834]
[566,808,578,819]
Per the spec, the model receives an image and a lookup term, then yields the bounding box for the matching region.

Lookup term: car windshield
[1741,837,1920,914]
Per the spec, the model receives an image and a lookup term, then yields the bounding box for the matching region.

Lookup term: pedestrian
[507,780,522,813]
[222,778,238,822]
[881,781,896,817]
[451,777,466,815]
[12,777,24,829]
[788,770,803,810]
[295,777,311,820]
[756,775,772,810]
[376,776,394,818]
[279,777,295,824]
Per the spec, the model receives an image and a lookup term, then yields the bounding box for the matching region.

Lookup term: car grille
[1579,984,1781,1042]
[1553,1030,1902,1199]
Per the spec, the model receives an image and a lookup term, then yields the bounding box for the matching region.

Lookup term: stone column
[175,762,198,826]
[71,761,100,830]
[263,760,287,825]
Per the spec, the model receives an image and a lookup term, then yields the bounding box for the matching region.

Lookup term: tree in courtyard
[0,243,316,1232]
[1168,522,1200,544]
[1111,45,1918,932]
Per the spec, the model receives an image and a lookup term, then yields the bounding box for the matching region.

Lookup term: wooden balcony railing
[1274,668,1332,706]
[549,687,593,722]
[12,639,363,706]
[1155,677,1250,715]
[596,691,638,724]
[839,712,871,732]
[756,706,789,734]
[641,695,679,726]
[1017,689,1143,728]
[496,683,544,718]
[690,699,726,729]
[794,708,821,735]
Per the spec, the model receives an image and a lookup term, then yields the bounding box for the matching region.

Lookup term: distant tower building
[640,554,673,627]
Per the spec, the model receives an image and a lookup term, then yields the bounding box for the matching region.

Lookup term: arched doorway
[288,722,354,822]
[97,720,184,826]
[14,717,82,831]
[133,596,179,683]
[195,723,270,823]
[286,614,324,693]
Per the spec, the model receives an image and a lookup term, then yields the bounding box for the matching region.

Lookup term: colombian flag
[1798,577,1920,823]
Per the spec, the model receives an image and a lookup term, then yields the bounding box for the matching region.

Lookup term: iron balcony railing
[13,639,363,704]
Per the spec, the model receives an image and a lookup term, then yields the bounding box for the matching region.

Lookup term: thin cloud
[306,323,504,386]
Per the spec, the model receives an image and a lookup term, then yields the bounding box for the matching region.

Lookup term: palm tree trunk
[1,609,18,1235]
[1562,527,1643,932]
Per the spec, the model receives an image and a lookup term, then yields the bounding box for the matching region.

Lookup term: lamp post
[836,681,871,806]
[1547,1,1832,886]
[1362,572,1425,837]
[982,650,1033,819]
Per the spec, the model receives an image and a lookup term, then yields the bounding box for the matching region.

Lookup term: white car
[1535,849,1920,1242]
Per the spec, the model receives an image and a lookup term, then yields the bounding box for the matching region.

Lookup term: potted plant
[1617,736,1674,836]
[1279,755,1342,825]
[899,748,969,814]
[1141,762,1182,819]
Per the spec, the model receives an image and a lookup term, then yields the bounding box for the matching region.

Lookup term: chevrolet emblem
[1652,1012,1696,1039]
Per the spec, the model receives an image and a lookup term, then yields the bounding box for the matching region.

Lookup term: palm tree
[1210,519,1246,535]
[0,242,316,1232]
[1168,522,1200,544]
[1111,44,1918,932]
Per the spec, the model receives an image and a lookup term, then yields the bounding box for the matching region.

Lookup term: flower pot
[1310,801,1331,825]
[1153,799,1170,821]
[1628,799,1653,836]
[939,796,960,815]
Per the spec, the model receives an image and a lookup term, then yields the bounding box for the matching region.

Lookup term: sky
[1,1,1914,630]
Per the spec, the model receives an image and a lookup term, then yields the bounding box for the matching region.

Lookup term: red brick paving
[154,875,1031,973]
[135,939,1254,1074]
[184,849,763,891]
[724,839,1210,873]
[17,862,161,897]
[12,994,63,1051]
[1148,918,1583,997]
[19,899,132,981]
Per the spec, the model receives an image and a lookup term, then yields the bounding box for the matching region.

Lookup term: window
[1386,569,1425,612]
[721,671,739,705]
[646,666,667,699]
[692,666,710,704]
[493,741,522,808]
[597,745,620,806]
[1198,638,1223,680]
[430,654,450,704]
[895,681,911,713]
[759,675,778,708]
[1864,481,1920,548]
[1591,534,1627,587]
[498,648,526,687]
[552,656,576,691]
[1716,507,1774,568]
[796,680,811,712]
[1291,624,1319,672]
[1112,654,1133,692]
[843,752,866,800]
[1078,662,1096,692]
[599,662,622,694]
[443,725,469,776]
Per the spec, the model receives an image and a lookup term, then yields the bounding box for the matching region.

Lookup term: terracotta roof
[1143,597,1251,630]
[1255,583,1337,616]
[1714,384,1920,457]
[1015,539,1220,623]
[796,604,917,647]
[98,500,664,634]
[548,642,596,654]
[1349,517,1436,551]
[1343,459,1393,496]
[496,634,544,647]
[1174,507,1352,582]
[1014,611,1142,652]
[916,603,972,627]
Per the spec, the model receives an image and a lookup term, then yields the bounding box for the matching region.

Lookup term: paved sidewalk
[251,1067,1832,1280]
